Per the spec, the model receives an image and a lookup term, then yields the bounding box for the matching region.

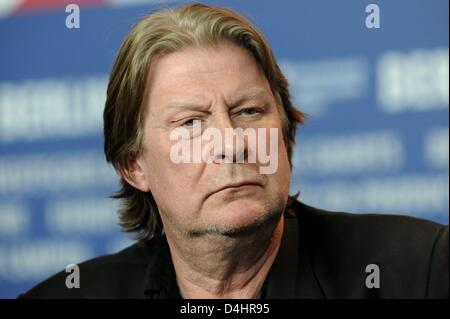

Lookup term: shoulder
[19,239,159,299]
[294,201,449,298]
[296,201,447,248]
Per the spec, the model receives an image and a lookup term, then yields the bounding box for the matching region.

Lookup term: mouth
[212,180,263,196]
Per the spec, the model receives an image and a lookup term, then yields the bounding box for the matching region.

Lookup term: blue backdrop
[0,0,448,298]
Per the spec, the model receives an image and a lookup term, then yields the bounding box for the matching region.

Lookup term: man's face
[133,42,291,237]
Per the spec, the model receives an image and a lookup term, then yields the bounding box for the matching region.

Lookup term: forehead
[145,42,273,111]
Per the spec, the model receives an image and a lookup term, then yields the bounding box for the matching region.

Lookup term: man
[21,3,448,299]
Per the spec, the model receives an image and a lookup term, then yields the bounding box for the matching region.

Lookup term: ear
[120,155,150,192]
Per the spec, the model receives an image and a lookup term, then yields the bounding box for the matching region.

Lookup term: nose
[209,112,248,164]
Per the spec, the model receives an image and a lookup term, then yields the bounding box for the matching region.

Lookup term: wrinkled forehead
[144,42,275,114]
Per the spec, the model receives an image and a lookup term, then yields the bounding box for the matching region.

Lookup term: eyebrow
[230,88,268,107]
[161,88,269,115]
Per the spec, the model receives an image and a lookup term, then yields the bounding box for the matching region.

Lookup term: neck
[164,216,284,299]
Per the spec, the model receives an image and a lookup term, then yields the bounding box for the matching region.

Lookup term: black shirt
[20,200,449,298]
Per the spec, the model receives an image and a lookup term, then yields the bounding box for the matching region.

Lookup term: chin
[205,198,283,236]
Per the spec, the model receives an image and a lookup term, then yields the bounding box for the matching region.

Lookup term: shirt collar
[142,213,325,299]
[263,216,299,298]
[143,236,180,299]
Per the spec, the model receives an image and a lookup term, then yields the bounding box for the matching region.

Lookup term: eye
[181,118,196,127]
[240,107,263,116]
[179,117,202,128]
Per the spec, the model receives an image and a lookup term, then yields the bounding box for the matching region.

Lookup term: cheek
[266,121,291,190]
[265,120,290,166]
[278,141,291,186]
[142,134,203,210]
